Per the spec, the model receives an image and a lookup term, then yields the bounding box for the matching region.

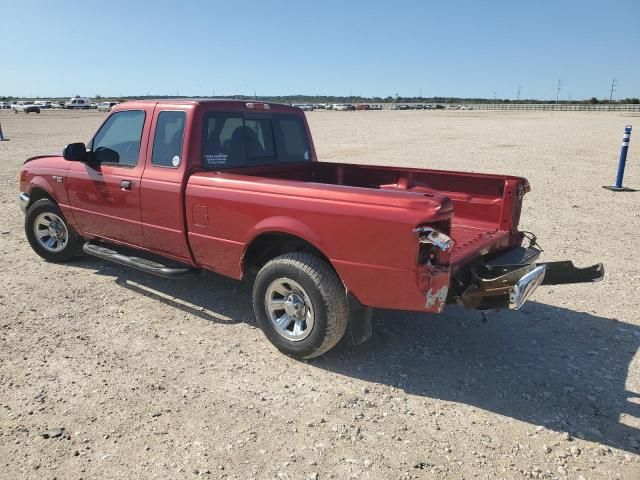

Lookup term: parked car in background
[11,101,41,114]
[355,104,371,110]
[64,96,91,109]
[34,101,52,109]
[0,102,11,109]
[97,101,119,112]
[51,103,64,109]
[332,104,349,111]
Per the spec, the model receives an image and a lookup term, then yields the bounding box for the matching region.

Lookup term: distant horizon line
[2,93,639,103]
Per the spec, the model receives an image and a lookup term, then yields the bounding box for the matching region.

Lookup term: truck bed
[217,161,525,267]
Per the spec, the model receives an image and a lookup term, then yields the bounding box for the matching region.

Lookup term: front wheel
[253,252,349,359]
[25,198,80,262]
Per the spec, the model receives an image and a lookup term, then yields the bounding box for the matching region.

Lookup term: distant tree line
[1,94,639,104]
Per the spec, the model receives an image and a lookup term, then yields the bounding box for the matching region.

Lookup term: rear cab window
[202,112,310,169]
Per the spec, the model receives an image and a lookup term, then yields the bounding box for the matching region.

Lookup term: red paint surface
[20,100,529,312]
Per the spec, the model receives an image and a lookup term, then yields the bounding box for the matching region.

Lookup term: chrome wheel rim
[265,278,315,342]
[33,212,69,253]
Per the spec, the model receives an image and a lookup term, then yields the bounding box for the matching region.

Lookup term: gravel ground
[0,109,639,479]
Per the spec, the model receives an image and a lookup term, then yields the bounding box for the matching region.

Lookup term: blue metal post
[603,125,633,191]
[615,125,632,188]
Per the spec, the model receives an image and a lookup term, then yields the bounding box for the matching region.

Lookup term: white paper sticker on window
[204,153,229,166]
[172,155,180,167]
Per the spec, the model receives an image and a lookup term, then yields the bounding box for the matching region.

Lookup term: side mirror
[63,142,88,162]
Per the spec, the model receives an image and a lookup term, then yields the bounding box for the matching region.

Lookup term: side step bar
[83,242,198,279]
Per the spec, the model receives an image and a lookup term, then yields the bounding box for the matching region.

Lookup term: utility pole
[609,77,617,104]
[517,86,522,101]
[556,79,562,104]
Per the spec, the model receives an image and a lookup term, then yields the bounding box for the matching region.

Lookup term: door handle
[120,180,134,191]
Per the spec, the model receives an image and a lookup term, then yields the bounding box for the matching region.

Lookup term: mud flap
[347,293,373,345]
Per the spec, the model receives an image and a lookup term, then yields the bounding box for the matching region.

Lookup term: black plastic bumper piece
[83,242,198,279]
[539,261,604,285]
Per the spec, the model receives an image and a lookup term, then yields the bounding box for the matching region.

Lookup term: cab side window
[151,111,186,167]
[91,110,145,167]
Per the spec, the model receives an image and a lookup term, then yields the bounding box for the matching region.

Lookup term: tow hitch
[458,246,604,311]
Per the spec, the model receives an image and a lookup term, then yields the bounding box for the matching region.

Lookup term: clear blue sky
[2,0,638,100]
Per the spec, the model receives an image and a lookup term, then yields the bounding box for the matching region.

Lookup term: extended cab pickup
[18,99,604,358]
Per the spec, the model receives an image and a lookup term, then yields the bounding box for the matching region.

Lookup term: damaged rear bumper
[456,246,604,311]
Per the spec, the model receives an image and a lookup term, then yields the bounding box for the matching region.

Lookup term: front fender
[27,175,58,201]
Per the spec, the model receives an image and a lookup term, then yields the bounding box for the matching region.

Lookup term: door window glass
[92,110,145,167]
[151,111,186,167]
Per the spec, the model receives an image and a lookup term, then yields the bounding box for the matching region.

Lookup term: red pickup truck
[18,99,603,358]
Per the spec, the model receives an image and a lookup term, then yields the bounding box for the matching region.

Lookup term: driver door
[66,107,154,246]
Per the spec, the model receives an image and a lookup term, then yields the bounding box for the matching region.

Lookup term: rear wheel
[25,198,80,262]
[253,252,349,359]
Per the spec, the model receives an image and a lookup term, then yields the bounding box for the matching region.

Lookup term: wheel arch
[27,185,58,210]
[242,231,334,279]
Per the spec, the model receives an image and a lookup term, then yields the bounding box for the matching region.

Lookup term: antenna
[517,85,522,101]
[556,79,562,104]
[609,77,617,104]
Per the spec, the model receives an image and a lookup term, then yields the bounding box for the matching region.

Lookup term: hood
[24,154,63,165]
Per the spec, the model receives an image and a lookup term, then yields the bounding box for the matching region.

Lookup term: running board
[82,242,198,279]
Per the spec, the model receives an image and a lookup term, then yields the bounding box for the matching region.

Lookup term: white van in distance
[64,96,91,109]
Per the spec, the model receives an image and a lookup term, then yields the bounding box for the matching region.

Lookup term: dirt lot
[1,109,639,479]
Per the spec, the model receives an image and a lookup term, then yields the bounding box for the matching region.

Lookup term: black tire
[253,252,349,359]
[25,198,80,262]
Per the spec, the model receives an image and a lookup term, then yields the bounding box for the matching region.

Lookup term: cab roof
[116,98,301,113]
